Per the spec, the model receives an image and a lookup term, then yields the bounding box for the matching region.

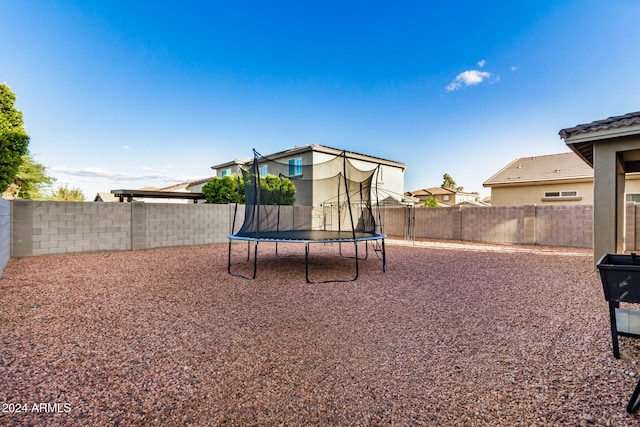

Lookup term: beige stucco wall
[490,175,640,207]
[490,181,594,206]
[375,164,404,203]
[311,152,405,206]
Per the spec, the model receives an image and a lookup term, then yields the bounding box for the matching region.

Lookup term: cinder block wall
[0,198,10,277]
[461,206,526,244]
[144,203,233,249]
[12,200,132,257]
[379,204,594,248]
[414,207,455,240]
[5,200,605,273]
[536,205,593,248]
[377,206,406,236]
[9,201,239,259]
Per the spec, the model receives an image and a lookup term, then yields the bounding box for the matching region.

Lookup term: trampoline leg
[305,242,311,284]
[251,241,258,279]
[628,377,640,413]
[228,240,259,280]
[305,241,359,284]
[354,242,359,281]
[382,238,387,272]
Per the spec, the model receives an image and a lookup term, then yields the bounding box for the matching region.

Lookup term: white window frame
[544,190,578,198]
[541,190,581,202]
[288,157,303,176]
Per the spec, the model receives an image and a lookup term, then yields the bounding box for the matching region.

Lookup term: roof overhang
[110,189,205,202]
[559,112,640,168]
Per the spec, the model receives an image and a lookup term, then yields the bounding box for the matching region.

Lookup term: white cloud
[446,70,492,92]
[122,145,131,150]
[50,166,186,183]
[477,60,486,68]
[511,66,519,71]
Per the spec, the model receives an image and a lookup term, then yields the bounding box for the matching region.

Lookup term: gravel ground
[1,240,640,426]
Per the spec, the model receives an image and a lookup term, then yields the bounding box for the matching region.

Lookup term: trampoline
[227,148,387,283]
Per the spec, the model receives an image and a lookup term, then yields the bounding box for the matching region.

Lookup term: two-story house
[211,144,407,206]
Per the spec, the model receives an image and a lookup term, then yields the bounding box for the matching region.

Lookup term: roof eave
[562,123,640,144]
[560,118,640,168]
[484,176,594,188]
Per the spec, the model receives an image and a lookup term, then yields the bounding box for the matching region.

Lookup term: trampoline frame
[227,231,386,284]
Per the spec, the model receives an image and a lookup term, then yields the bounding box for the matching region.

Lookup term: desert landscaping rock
[1,241,640,425]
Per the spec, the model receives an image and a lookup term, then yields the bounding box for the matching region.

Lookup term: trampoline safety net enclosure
[228,149,386,283]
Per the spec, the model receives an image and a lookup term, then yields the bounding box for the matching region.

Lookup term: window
[221,168,232,177]
[289,157,302,176]
[542,190,581,202]
[544,190,578,198]
[260,165,268,177]
[443,195,450,201]
[628,194,640,203]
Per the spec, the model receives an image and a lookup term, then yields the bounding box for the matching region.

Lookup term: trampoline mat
[229,230,385,243]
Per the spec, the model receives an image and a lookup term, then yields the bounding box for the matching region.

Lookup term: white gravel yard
[1,240,640,426]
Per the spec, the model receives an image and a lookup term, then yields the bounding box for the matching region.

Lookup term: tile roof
[405,187,455,197]
[559,111,640,167]
[483,152,593,187]
[559,111,640,140]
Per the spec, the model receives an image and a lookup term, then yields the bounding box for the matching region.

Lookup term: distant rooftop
[483,152,593,187]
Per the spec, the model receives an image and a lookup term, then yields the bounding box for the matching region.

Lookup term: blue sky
[3,0,640,200]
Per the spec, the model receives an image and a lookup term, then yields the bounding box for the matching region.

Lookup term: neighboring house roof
[404,189,430,198]
[94,192,118,202]
[212,144,407,171]
[426,187,455,196]
[96,178,213,202]
[458,200,491,207]
[483,152,594,187]
[404,187,456,197]
[211,157,252,171]
[405,187,461,197]
[559,111,640,167]
[159,177,212,192]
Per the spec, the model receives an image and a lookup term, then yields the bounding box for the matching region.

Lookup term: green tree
[0,83,30,194]
[5,153,55,199]
[442,173,463,191]
[202,174,245,204]
[202,173,296,205]
[49,185,86,201]
[423,196,439,207]
[260,174,296,205]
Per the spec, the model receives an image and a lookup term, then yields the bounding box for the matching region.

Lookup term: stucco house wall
[489,181,594,206]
